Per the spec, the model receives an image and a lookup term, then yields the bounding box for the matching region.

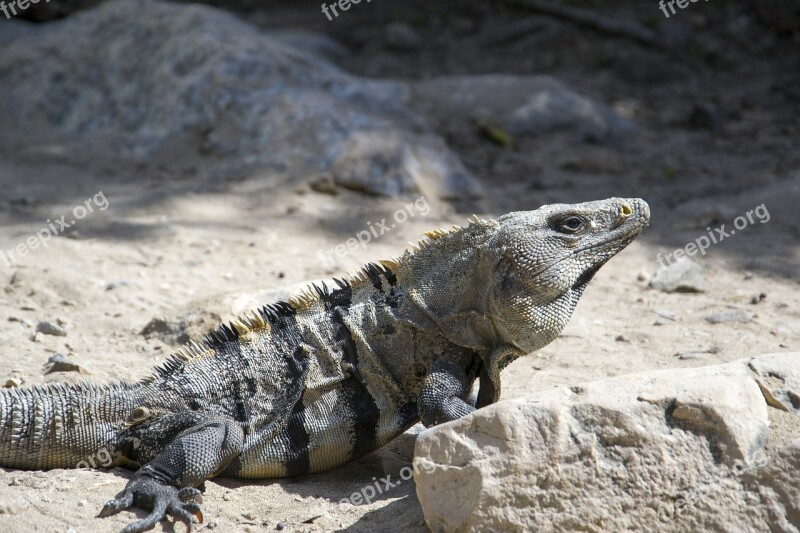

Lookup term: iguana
[0,197,649,532]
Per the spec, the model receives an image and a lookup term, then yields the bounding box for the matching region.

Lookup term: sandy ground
[1,1,799,532]
[0,157,797,532]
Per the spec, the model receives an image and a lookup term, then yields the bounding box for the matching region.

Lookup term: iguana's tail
[0,381,136,470]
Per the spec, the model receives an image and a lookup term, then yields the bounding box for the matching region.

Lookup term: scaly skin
[0,197,649,532]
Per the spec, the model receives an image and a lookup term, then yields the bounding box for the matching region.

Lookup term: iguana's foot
[99,478,203,533]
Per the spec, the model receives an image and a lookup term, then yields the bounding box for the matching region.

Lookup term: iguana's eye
[556,216,586,234]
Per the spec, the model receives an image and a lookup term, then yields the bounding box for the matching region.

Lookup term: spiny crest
[407,215,489,255]
[348,262,384,285]
[144,302,294,382]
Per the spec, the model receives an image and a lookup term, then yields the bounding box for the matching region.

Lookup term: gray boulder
[507,88,636,144]
[411,75,635,145]
[0,0,483,200]
[414,354,800,532]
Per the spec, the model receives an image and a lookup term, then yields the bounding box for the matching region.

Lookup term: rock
[750,292,767,305]
[0,19,38,46]
[43,354,87,375]
[414,355,800,532]
[705,308,752,324]
[139,317,177,338]
[411,75,635,147]
[329,131,425,197]
[507,88,636,144]
[0,0,482,201]
[384,22,423,51]
[140,307,221,346]
[649,257,705,293]
[655,309,678,321]
[674,346,720,360]
[267,29,349,63]
[308,172,338,195]
[8,317,33,328]
[35,321,67,337]
[3,378,22,388]
[747,353,800,416]
[412,75,567,121]
[331,130,483,199]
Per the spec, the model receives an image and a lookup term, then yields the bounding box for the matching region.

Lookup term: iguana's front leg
[418,353,480,427]
[476,346,523,408]
[100,412,244,533]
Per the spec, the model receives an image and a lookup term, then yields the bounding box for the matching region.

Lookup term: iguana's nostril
[619,204,632,218]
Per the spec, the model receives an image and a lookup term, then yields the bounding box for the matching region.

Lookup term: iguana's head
[486,197,649,354]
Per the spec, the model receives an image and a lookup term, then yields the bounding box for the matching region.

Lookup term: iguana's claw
[178,487,203,504]
[98,477,203,533]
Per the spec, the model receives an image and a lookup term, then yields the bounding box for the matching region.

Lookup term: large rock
[507,87,636,144]
[411,75,635,145]
[0,0,483,200]
[414,354,800,532]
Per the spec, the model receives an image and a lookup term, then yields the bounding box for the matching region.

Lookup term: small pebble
[655,310,677,321]
[650,258,705,293]
[36,320,67,337]
[309,173,338,195]
[44,354,86,375]
[705,309,751,324]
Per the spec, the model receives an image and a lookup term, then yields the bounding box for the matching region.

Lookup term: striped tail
[0,381,136,470]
